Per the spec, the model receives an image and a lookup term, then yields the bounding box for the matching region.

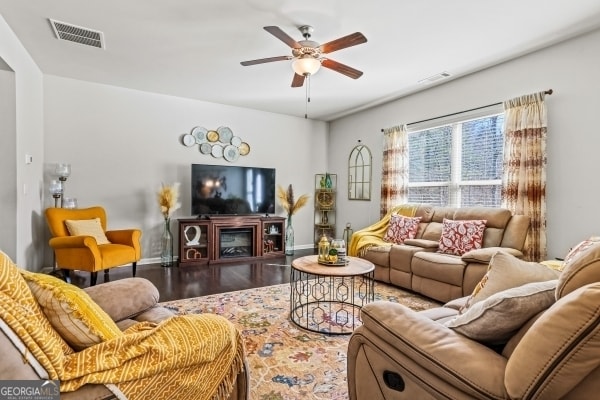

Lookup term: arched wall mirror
[348,143,372,200]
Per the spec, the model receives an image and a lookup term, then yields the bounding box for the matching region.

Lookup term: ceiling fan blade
[240,56,290,66]
[321,59,364,79]
[291,73,305,88]
[320,32,367,54]
[264,26,302,49]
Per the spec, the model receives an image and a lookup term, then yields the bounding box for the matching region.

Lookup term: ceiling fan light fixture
[292,56,321,76]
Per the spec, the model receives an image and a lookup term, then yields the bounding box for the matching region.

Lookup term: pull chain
[304,74,310,119]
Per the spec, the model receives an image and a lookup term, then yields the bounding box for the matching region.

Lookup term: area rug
[160,281,440,400]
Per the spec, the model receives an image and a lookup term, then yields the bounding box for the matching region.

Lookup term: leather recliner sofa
[352,204,530,303]
[347,239,600,399]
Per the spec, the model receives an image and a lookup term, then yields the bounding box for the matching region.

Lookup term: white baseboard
[139,244,314,265]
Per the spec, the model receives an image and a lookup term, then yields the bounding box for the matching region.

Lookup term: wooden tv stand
[177,215,286,266]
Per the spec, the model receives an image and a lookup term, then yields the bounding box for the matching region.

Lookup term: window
[407,112,505,207]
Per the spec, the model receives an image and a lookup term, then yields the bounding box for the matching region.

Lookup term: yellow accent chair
[45,206,141,286]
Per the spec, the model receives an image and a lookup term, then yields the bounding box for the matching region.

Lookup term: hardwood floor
[69,249,315,302]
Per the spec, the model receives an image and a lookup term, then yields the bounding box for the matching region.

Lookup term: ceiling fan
[240,25,367,88]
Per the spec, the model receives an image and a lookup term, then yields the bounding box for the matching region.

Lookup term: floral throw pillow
[438,218,487,256]
[556,236,600,299]
[562,237,600,266]
[383,214,422,244]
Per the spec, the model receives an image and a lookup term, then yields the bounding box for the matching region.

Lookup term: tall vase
[161,218,173,267]
[285,216,294,256]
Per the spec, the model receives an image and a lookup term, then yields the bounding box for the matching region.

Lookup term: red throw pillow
[383,214,422,244]
[438,218,487,256]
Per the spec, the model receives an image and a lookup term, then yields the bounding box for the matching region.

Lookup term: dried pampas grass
[158,182,181,220]
[277,184,309,218]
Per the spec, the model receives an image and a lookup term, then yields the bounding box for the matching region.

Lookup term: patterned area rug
[161,281,440,400]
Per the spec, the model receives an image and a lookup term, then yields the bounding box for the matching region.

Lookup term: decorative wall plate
[231,136,242,146]
[207,130,219,142]
[191,126,208,143]
[200,142,212,154]
[211,144,223,158]
[217,126,234,143]
[182,134,195,146]
[223,145,240,162]
[182,125,250,162]
[238,142,251,156]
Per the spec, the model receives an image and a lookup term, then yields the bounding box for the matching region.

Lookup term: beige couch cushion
[84,277,160,322]
[403,238,439,248]
[445,280,557,344]
[411,252,466,286]
[461,247,523,263]
[361,245,391,267]
[418,306,458,324]
[465,251,559,308]
[556,237,600,299]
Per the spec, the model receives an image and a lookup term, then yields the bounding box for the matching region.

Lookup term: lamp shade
[292,56,321,76]
[63,198,78,209]
[56,163,71,178]
[49,180,62,196]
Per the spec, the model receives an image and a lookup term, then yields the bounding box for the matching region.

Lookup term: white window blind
[406,107,504,207]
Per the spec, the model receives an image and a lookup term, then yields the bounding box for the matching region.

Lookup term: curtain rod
[381,89,553,132]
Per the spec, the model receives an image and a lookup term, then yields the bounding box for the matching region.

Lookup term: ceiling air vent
[49,19,105,49]
[418,71,451,84]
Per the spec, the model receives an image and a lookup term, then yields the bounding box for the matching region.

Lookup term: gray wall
[0,65,16,260]
[43,76,328,266]
[329,28,600,259]
[0,15,45,269]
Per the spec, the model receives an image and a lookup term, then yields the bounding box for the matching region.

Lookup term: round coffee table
[290,255,375,335]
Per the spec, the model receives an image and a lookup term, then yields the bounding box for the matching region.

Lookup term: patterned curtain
[501,92,548,261]
[380,125,408,218]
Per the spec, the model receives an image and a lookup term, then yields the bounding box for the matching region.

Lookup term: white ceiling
[1,0,600,121]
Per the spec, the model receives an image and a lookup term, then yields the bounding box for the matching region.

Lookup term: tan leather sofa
[356,204,530,303]
[347,240,600,399]
[0,251,248,400]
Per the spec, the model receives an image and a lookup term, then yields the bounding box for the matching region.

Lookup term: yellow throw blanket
[62,315,245,399]
[0,251,244,400]
[348,204,419,257]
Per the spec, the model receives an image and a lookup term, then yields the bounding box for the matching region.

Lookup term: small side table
[290,255,375,335]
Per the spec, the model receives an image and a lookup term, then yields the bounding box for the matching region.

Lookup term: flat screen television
[191,164,276,216]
